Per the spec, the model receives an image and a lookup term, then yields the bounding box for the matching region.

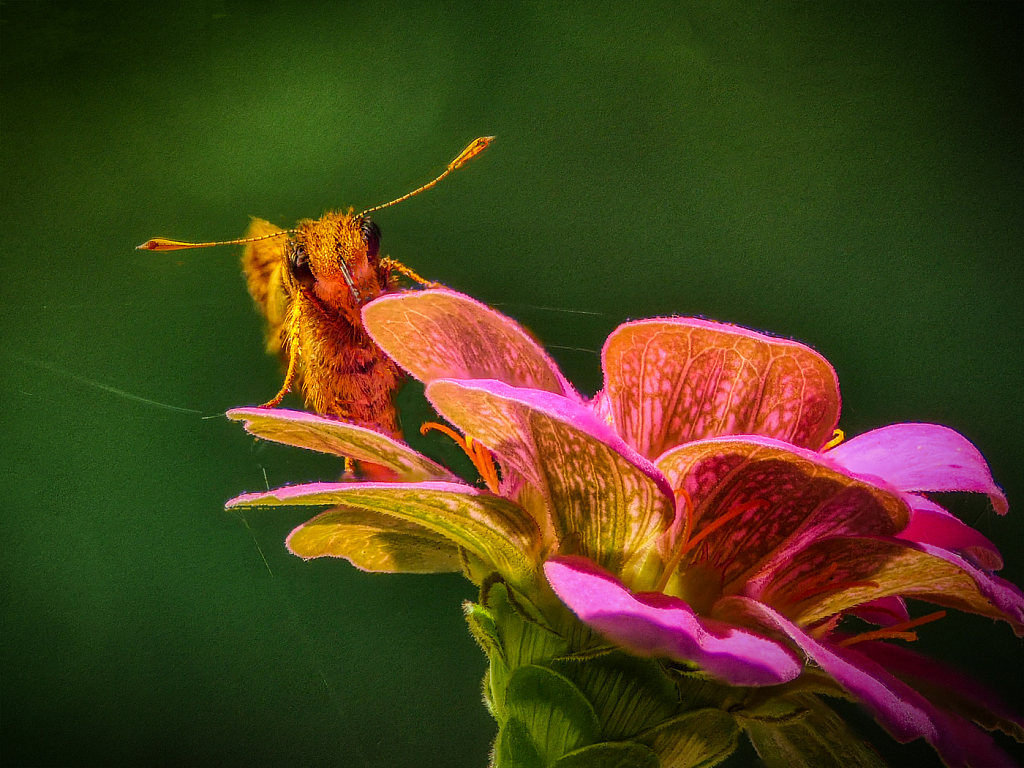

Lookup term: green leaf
[504,665,602,765]
[362,288,574,395]
[226,407,457,481]
[553,741,661,768]
[427,379,674,577]
[494,716,546,768]
[636,708,739,768]
[551,652,679,740]
[741,694,887,768]
[285,506,460,572]
[228,482,540,590]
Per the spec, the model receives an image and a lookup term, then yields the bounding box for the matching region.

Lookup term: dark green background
[2,2,1021,766]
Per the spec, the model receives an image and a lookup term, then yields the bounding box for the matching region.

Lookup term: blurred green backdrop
[1,2,1021,766]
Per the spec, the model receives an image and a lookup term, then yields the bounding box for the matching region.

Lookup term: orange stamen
[838,610,947,647]
[465,435,501,493]
[420,420,464,445]
[654,495,768,593]
[808,613,843,640]
[682,498,768,555]
[677,488,695,544]
[420,422,501,493]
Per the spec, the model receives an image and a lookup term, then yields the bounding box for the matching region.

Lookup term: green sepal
[464,601,504,667]
[740,694,887,768]
[734,694,811,725]
[485,580,569,671]
[550,651,679,740]
[503,664,602,766]
[463,600,510,718]
[669,669,737,712]
[494,716,545,768]
[636,708,739,768]
[552,741,661,768]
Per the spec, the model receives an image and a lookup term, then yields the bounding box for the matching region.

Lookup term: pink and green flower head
[226,288,1021,767]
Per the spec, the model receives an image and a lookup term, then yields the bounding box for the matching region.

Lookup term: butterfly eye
[359,217,381,259]
[288,241,316,289]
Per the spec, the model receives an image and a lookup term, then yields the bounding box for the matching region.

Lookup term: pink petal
[426,379,674,578]
[362,288,578,398]
[656,436,909,595]
[840,644,1021,768]
[544,556,801,687]
[756,536,1024,635]
[898,493,1003,570]
[827,423,1008,515]
[849,640,1024,743]
[721,597,1017,767]
[601,318,840,459]
[912,541,1024,635]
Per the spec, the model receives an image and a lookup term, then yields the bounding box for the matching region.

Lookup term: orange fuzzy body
[241,210,403,438]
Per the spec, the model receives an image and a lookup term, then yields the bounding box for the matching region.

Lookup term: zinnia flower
[227,288,1022,767]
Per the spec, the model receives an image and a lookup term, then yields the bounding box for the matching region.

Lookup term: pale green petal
[228,482,540,589]
[227,407,457,482]
[427,379,674,580]
[286,506,461,573]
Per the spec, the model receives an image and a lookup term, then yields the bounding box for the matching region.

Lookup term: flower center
[655,489,769,594]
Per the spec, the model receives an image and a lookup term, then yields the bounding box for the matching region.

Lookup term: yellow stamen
[822,428,845,451]
[420,422,501,493]
[808,613,843,640]
[837,610,947,647]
